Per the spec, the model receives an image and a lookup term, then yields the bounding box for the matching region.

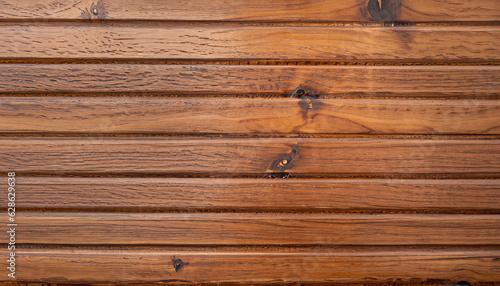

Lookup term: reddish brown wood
[0,24,497,61]
[0,0,498,22]
[4,246,499,283]
[1,97,499,134]
[1,137,498,175]
[12,177,500,212]
[4,213,499,245]
[0,65,497,96]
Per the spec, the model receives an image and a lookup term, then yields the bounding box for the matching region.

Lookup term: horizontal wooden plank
[0,0,498,22]
[13,178,500,211]
[5,246,499,283]
[0,24,498,61]
[1,97,499,135]
[1,138,499,175]
[1,65,497,96]
[4,213,499,245]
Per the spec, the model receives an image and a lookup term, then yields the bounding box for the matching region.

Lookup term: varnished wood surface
[0,0,498,22]
[5,246,499,283]
[1,138,498,175]
[1,0,499,284]
[0,24,498,61]
[13,178,500,211]
[4,213,499,245]
[1,65,497,96]
[2,97,499,134]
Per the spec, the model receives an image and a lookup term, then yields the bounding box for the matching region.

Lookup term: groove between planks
[0,0,498,22]
[0,24,498,61]
[10,177,500,212]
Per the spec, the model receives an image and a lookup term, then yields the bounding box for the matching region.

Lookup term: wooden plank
[1,138,498,175]
[0,24,498,61]
[0,0,498,22]
[13,177,500,211]
[4,246,499,283]
[1,97,499,135]
[1,64,497,96]
[4,213,499,245]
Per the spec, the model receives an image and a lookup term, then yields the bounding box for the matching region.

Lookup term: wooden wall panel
[0,0,498,22]
[4,213,500,245]
[5,246,500,283]
[1,97,499,134]
[1,65,497,96]
[13,178,500,211]
[1,138,498,175]
[1,0,498,284]
[0,24,498,61]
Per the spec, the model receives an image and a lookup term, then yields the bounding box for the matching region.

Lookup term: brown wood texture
[1,0,499,284]
[4,213,499,245]
[1,65,497,96]
[0,24,498,61]
[1,138,499,175]
[0,0,498,22]
[13,177,500,211]
[1,97,499,134]
[5,246,499,283]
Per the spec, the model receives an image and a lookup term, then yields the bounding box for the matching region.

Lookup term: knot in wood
[173,258,187,272]
[290,85,320,99]
[267,144,299,174]
[367,0,400,22]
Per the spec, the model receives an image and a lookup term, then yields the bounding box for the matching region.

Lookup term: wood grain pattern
[13,177,500,211]
[2,97,499,134]
[1,64,497,96]
[4,213,500,245]
[1,138,498,175]
[0,0,498,22]
[0,24,498,61]
[5,246,499,283]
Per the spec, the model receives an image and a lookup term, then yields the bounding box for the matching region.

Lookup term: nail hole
[278,159,288,167]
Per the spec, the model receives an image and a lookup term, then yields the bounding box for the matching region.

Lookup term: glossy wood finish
[0,24,498,61]
[5,246,499,283]
[1,0,499,284]
[4,213,499,245]
[1,97,499,134]
[0,0,498,22]
[1,65,497,96]
[14,177,500,211]
[1,138,499,175]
